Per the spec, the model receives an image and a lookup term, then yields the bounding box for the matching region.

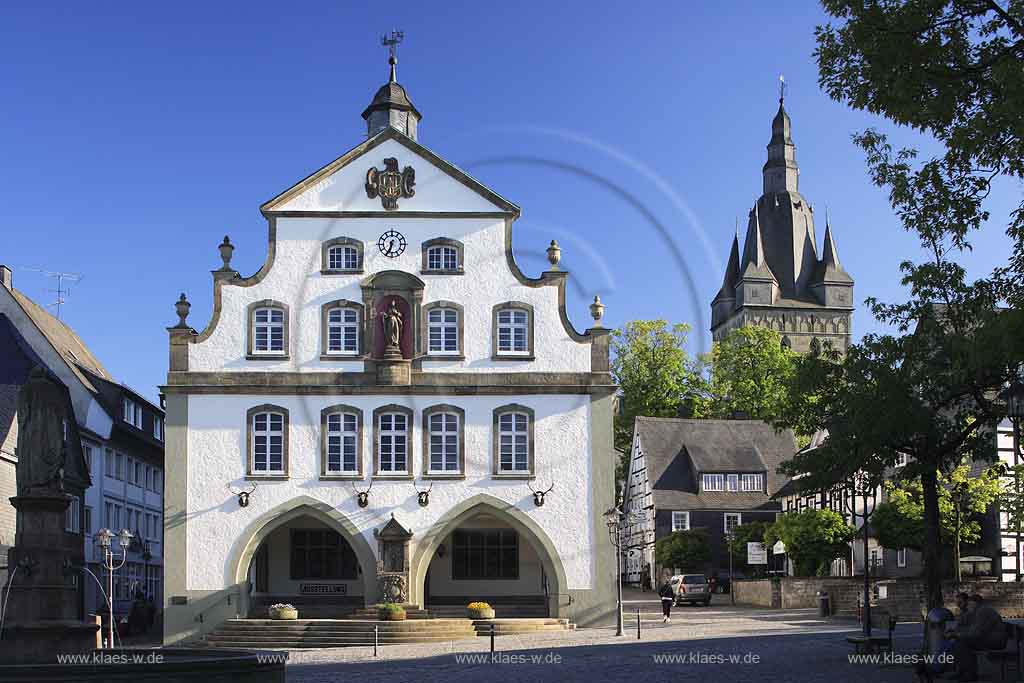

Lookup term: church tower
[710,89,854,353]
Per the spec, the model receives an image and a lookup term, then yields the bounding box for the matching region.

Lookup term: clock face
[377,229,406,258]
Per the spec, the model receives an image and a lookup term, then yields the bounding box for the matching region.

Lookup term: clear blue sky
[1,1,1015,403]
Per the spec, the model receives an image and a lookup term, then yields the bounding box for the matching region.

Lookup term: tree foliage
[764,508,856,577]
[655,528,711,574]
[779,0,1024,608]
[610,320,699,478]
[693,326,800,425]
[726,521,772,577]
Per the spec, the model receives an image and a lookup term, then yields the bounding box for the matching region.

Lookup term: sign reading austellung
[747,542,768,565]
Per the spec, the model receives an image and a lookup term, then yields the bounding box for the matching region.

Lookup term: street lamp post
[97,527,133,648]
[1000,374,1024,580]
[725,532,735,605]
[843,473,877,638]
[604,501,651,637]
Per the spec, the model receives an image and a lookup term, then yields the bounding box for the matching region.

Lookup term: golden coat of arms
[365,157,415,210]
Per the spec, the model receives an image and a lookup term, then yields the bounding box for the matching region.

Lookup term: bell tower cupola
[362,31,421,140]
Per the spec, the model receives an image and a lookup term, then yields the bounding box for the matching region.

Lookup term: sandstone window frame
[492,403,535,479]
[422,404,465,479]
[246,404,290,479]
[491,301,535,360]
[246,300,290,360]
[420,237,464,275]
[321,237,364,275]
[320,299,366,359]
[372,404,414,479]
[422,301,464,358]
[320,404,363,480]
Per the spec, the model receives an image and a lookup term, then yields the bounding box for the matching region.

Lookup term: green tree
[610,320,700,478]
[655,528,711,574]
[781,0,1024,608]
[764,508,856,577]
[726,521,771,577]
[872,465,1005,581]
[693,326,799,425]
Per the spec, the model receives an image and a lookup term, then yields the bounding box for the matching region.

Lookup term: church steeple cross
[778,73,786,104]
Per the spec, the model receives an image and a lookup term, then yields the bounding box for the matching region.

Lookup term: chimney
[1,265,11,290]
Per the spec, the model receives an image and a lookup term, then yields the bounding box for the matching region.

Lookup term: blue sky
[0,1,1016,403]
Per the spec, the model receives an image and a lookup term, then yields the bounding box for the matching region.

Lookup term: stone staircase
[198,616,574,649]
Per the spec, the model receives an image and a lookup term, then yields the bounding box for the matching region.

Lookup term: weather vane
[779,73,787,103]
[381,30,404,60]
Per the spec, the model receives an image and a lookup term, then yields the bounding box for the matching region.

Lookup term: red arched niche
[373,295,413,359]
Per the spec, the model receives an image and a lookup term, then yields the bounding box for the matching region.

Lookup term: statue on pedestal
[16,367,67,496]
[382,300,403,354]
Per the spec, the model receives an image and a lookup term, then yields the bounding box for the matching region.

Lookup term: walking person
[659,579,674,623]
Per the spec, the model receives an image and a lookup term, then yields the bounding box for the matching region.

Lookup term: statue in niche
[382,300,403,350]
[16,367,67,496]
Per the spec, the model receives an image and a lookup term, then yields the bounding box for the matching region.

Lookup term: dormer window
[702,473,724,492]
[321,237,364,274]
[421,238,464,274]
[123,399,143,429]
[741,474,764,491]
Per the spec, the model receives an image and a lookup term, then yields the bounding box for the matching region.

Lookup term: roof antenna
[778,73,786,104]
[19,267,82,319]
[381,30,404,82]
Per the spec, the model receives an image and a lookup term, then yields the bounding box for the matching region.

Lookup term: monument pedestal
[1,494,99,664]
[375,354,410,386]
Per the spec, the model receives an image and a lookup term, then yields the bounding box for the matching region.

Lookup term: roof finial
[778,73,786,104]
[382,30,404,83]
[825,204,830,229]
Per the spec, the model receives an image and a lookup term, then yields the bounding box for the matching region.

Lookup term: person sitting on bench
[952,594,1007,682]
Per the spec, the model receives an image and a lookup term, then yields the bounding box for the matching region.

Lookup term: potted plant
[467,601,495,619]
[378,603,407,621]
[268,603,298,620]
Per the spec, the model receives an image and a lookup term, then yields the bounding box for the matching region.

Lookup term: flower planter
[378,608,407,621]
[467,607,495,620]
[269,607,298,620]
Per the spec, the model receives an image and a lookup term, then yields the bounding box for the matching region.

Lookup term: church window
[421,237,464,274]
[424,405,463,475]
[247,405,289,476]
[321,237,364,274]
[492,302,534,358]
[374,405,412,475]
[493,404,534,475]
[452,529,518,580]
[247,301,290,358]
[324,409,360,474]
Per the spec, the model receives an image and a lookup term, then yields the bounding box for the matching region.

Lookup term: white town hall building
[161,54,617,643]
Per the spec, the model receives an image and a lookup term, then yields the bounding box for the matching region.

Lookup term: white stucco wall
[187,214,590,373]
[272,138,504,214]
[185,392,595,591]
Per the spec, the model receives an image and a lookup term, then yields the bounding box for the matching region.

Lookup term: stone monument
[1,367,99,663]
[374,514,413,604]
[375,299,411,385]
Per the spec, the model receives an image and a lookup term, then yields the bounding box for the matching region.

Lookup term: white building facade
[162,62,616,643]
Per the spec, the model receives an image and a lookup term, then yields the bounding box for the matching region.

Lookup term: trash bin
[925,607,954,655]
[817,590,830,617]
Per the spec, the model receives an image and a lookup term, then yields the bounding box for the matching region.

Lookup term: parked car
[670,574,711,606]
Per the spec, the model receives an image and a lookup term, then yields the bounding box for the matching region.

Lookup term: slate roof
[9,288,109,393]
[635,417,797,512]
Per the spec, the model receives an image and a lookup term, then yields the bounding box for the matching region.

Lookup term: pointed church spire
[742,204,767,269]
[762,77,799,195]
[714,231,741,302]
[822,219,841,269]
[811,219,853,285]
[362,31,421,140]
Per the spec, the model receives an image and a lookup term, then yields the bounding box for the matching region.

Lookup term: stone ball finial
[174,293,191,327]
[589,295,605,327]
[546,240,561,269]
[219,235,235,269]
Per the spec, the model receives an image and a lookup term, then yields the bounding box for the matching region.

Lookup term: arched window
[492,302,534,358]
[492,404,535,477]
[247,300,289,358]
[421,237,464,274]
[246,404,289,476]
[321,237,364,274]
[320,405,362,478]
[423,405,464,476]
[422,301,464,356]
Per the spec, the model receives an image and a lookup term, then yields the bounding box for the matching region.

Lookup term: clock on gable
[378,229,407,258]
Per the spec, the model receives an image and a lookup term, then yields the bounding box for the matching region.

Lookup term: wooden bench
[846,611,897,655]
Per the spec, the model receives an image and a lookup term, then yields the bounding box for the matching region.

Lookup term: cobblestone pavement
[284,601,922,682]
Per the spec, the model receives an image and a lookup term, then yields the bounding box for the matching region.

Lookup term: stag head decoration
[528,481,554,507]
[413,480,433,507]
[353,480,373,508]
[227,482,257,508]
